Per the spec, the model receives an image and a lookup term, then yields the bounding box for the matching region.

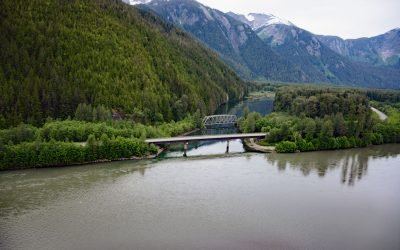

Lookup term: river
[1,96,400,250]
[165,96,274,157]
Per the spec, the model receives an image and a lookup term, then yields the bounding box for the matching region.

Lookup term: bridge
[202,115,238,128]
[145,133,266,156]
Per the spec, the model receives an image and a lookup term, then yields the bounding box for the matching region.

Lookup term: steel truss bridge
[202,115,237,128]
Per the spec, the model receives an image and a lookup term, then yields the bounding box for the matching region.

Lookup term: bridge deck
[145,133,267,144]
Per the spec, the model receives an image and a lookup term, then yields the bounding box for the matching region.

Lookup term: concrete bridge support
[183,142,189,157]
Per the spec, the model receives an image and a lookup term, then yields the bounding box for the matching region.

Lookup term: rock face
[228,12,400,88]
[317,28,400,67]
[139,0,305,82]
[129,0,400,89]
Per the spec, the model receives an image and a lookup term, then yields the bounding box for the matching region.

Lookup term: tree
[333,113,347,136]
[75,103,93,121]
[304,118,316,140]
[95,105,112,121]
[276,141,297,153]
[0,138,4,153]
[320,119,334,138]
[192,109,203,128]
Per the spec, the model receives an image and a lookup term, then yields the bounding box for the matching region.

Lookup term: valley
[0,1,399,249]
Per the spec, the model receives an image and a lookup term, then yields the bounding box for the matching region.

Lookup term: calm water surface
[1,144,400,250]
[166,96,274,157]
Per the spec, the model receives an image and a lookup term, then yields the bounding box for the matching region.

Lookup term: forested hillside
[0,0,246,128]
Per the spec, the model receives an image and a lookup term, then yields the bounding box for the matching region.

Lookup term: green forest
[0,0,246,128]
[239,86,400,153]
[0,112,202,170]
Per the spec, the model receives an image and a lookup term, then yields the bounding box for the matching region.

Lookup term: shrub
[276,141,297,153]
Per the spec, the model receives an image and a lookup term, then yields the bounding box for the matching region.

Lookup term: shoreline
[242,138,275,153]
[0,128,202,172]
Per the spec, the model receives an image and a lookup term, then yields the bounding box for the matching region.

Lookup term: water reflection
[265,144,400,186]
[166,128,239,154]
[0,160,152,217]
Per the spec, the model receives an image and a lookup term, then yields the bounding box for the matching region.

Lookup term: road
[371,107,388,121]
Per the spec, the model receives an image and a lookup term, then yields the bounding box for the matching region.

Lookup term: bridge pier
[183,142,188,157]
[226,140,230,154]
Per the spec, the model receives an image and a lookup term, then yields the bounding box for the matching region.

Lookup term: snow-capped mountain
[227,12,297,46]
[227,12,294,30]
[122,0,400,88]
[137,0,305,81]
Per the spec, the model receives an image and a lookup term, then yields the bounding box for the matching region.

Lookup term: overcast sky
[196,0,400,39]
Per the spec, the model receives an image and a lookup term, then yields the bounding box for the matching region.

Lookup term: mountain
[228,13,400,88]
[0,0,246,127]
[227,12,294,30]
[134,1,399,89]
[139,0,307,81]
[317,28,400,67]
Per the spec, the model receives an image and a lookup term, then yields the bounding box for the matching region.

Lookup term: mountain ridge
[317,28,400,67]
[141,0,306,81]
[132,0,399,89]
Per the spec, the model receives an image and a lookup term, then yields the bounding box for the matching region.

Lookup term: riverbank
[0,117,201,171]
[243,138,275,153]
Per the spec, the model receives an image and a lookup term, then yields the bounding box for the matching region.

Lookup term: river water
[1,97,400,250]
[165,96,274,158]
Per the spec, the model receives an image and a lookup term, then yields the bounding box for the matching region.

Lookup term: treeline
[0,0,245,128]
[364,89,400,103]
[0,137,157,170]
[274,86,370,118]
[239,86,400,153]
[0,114,201,170]
[0,116,199,146]
[247,81,284,93]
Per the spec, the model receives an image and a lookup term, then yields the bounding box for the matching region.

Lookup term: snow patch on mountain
[246,14,255,22]
[246,13,293,30]
[263,15,292,26]
[122,0,153,5]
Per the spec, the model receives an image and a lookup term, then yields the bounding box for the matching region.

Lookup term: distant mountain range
[125,0,400,89]
[317,29,400,67]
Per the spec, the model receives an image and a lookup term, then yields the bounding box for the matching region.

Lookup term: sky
[196,0,400,39]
